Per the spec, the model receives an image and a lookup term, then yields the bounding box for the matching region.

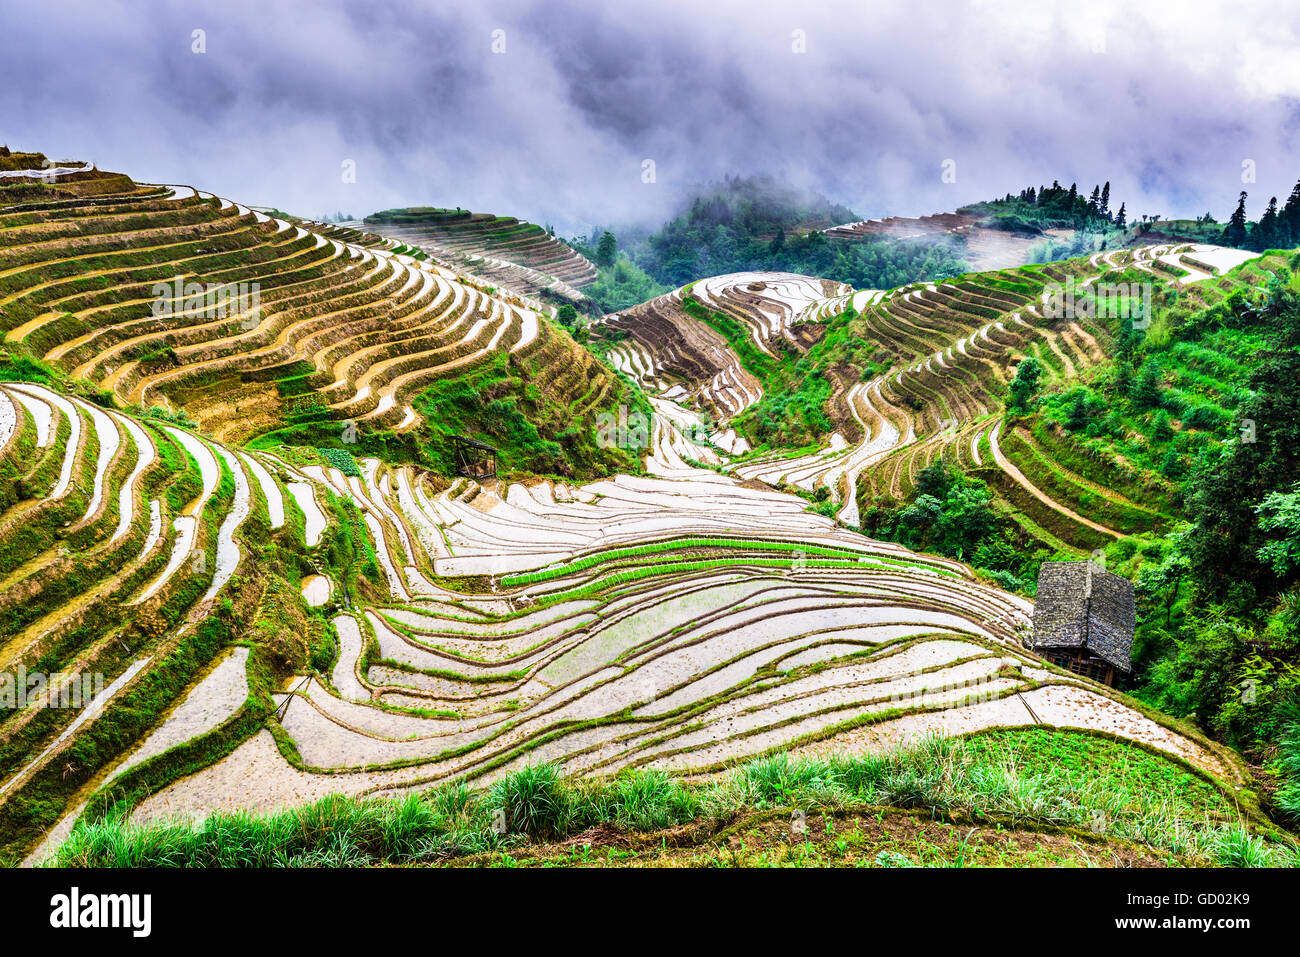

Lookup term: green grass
[961,727,1230,819]
[47,729,1296,868]
[500,536,927,586]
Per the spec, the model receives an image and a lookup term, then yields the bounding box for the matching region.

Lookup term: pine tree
[1088,185,1101,216]
[1100,181,1111,220]
[1281,180,1300,248]
[1115,202,1127,229]
[595,231,618,268]
[1132,361,1162,409]
[1252,197,1280,252]
[1224,192,1249,248]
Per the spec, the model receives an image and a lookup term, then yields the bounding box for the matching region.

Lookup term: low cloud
[2,0,1298,234]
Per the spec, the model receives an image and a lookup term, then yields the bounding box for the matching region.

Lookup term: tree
[595,231,617,268]
[915,459,952,499]
[1184,348,1300,595]
[555,303,578,328]
[1100,181,1111,220]
[1256,483,1300,577]
[1115,203,1127,229]
[1151,408,1173,442]
[935,484,997,559]
[1065,390,1091,431]
[1136,528,1191,627]
[1281,180,1300,248]
[897,493,943,543]
[1223,191,1249,248]
[1252,197,1280,251]
[1006,356,1043,413]
[1161,446,1187,479]
[1131,361,1162,409]
[1113,357,1134,393]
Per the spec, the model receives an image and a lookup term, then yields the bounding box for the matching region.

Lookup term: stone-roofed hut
[1031,561,1135,686]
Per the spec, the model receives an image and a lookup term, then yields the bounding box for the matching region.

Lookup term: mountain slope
[0,163,635,477]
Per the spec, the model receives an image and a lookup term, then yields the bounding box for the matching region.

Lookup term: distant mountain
[618,174,967,291]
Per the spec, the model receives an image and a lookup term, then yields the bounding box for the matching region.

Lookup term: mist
[3,0,1298,235]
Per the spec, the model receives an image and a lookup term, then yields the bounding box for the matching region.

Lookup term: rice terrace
[1,2,1299,923]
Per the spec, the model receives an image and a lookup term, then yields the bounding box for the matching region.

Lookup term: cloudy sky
[3,0,1298,234]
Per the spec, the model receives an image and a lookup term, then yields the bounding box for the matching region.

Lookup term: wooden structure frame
[451,434,498,479]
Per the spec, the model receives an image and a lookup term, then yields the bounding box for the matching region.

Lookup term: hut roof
[450,434,498,453]
[1031,561,1135,673]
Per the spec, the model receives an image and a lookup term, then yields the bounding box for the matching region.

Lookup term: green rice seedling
[379,793,443,861]
[430,779,475,821]
[603,769,699,831]
[487,763,569,838]
[1211,823,1276,868]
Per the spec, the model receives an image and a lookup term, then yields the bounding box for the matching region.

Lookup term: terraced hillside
[825,211,1074,272]
[0,159,1283,869]
[0,164,634,477]
[600,240,1263,545]
[363,208,598,304]
[0,377,1252,867]
[848,242,1272,554]
[592,271,851,444]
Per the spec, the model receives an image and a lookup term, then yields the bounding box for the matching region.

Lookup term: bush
[487,764,568,837]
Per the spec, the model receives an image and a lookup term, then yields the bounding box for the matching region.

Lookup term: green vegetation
[967,180,1124,232]
[862,460,1033,592]
[319,447,360,477]
[1227,182,1300,251]
[858,248,1300,799]
[500,535,933,586]
[48,730,1292,868]
[676,292,836,446]
[569,251,667,315]
[0,147,50,172]
[1006,355,1043,413]
[410,346,644,479]
[593,175,969,291]
[1028,262,1300,759]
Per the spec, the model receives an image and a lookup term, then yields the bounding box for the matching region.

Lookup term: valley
[0,154,1296,870]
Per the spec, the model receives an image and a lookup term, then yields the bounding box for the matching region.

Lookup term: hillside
[9,364,1258,866]
[591,235,1300,824]
[0,164,636,478]
[0,157,1295,871]
[363,207,598,304]
[614,175,970,292]
[825,182,1131,272]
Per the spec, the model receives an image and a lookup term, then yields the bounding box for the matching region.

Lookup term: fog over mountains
[3,0,1299,231]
